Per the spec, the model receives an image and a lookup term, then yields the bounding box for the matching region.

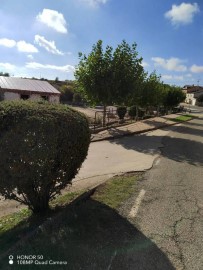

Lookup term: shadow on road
[0,199,175,270]
[164,124,203,138]
[110,132,203,166]
[107,127,130,137]
[182,120,203,128]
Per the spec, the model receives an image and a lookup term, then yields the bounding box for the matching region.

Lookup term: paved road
[128,116,203,269]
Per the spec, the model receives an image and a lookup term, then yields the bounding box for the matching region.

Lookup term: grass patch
[171,114,194,122]
[50,190,84,207]
[0,174,145,270]
[93,173,140,209]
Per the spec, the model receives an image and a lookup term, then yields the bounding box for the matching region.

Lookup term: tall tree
[75,40,113,126]
[163,86,186,109]
[0,72,10,77]
[141,72,165,115]
[75,40,145,126]
[112,41,144,105]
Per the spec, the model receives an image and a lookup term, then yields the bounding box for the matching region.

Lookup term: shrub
[117,106,127,120]
[0,101,90,214]
[128,105,137,119]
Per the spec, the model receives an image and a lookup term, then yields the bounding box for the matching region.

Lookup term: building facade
[182,85,203,106]
[0,76,61,103]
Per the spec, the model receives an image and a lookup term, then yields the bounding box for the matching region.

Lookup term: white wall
[3,91,60,104]
[30,94,40,101]
[4,92,20,100]
[49,95,60,103]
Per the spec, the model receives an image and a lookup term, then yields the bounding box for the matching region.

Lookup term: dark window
[21,94,29,100]
[41,95,49,101]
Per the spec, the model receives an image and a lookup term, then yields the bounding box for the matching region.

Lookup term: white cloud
[186,73,192,77]
[36,9,67,34]
[174,75,184,81]
[162,75,173,80]
[141,61,149,68]
[162,74,193,81]
[16,41,38,53]
[190,64,203,73]
[81,0,109,7]
[0,38,16,48]
[0,62,16,70]
[27,54,34,60]
[165,2,200,26]
[34,35,64,55]
[26,62,75,72]
[0,38,38,53]
[152,57,187,72]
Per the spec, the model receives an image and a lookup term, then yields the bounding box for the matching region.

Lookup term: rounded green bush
[0,101,90,214]
[117,106,127,120]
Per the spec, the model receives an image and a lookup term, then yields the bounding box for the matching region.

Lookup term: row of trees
[0,72,10,77]
[75,40,186,126]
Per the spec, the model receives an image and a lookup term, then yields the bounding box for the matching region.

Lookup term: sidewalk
[91,114,179,142]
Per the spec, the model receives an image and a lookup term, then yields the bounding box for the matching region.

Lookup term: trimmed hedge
[0,101,90,214]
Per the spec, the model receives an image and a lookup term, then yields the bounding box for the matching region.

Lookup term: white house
[185,90,203,106]
[0,76,61,103]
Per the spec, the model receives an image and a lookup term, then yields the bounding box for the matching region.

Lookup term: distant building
[182,85,203,105]
[182,85,203,94]
[0,76,61,103]
[185,90,203,106]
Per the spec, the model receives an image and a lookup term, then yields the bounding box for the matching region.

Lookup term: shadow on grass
[0,198,175,270]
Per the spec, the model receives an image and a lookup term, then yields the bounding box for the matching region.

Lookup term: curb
[91,119,192,143]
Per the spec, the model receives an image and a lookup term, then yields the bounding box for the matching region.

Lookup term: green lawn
[171,114,194,122]
[0,174,141,269]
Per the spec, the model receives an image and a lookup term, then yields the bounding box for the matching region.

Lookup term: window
[21,94,30,100]
[41,95,49,101]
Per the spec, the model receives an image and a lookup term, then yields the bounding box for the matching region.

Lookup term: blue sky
[0,0,202,86]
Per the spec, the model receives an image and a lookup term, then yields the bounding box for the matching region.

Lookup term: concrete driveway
[73,128,175,190]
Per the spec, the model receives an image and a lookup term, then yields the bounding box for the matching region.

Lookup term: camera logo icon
[9,255,14,265]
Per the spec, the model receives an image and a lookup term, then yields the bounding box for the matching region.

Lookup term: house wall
[4,92,20,100]
[185,91,203,106]
[185,93,195,105]
[3,91,60,104]
[30,94,40,101]
[49,95,60,103]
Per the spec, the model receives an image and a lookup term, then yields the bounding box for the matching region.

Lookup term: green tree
[75,40,113,126]
[60,85,74,103]
[0,72,10,77]
[75,40,145,126]
[163,86,186,109]
[112,41,144,105]
[140,72,166,115]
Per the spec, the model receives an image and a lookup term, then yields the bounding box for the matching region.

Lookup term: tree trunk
[31,195,50,215]
[103,104,107,127]
[136,105,139,121]
[157,105,160,116]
